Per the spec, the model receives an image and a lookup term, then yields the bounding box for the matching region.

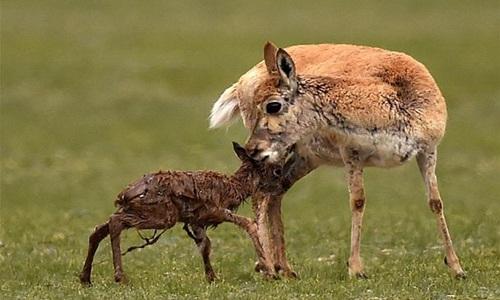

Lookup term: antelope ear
[232,141,249,161]
[264,41,279,75]
[276,48,297,91]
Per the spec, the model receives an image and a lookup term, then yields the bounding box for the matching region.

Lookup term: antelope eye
[265,101,282,114]
[273,169,282,176]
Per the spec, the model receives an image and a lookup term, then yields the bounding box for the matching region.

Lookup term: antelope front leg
[263,151,316,278]
[417,150,465,279]
[341,147,368,279]
[252,192,295,278]
[252,191,272,274]
[267,195,297,278]
[225,211,278,279]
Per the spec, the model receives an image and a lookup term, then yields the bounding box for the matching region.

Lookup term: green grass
[1,0,499,299]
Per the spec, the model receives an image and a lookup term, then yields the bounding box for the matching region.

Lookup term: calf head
[233,141,291,194]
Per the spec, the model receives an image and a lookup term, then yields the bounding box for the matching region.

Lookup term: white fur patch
[349,131,420,168]
[261,149,281,163]
[209,83,240,128]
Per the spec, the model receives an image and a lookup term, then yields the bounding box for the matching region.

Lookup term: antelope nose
[247,147,261,159]
[246,146,267,161]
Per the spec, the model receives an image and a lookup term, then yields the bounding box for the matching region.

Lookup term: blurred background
[1,0,499,297]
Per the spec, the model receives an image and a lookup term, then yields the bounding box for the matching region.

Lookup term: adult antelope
[210,42,465,279]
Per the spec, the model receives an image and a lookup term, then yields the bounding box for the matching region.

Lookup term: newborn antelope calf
[79,142,289,285]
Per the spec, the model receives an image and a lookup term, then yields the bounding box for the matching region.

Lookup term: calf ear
[276,48,297,91]
[232,141,248,161]
[264,41,279,75]
[282,149,301,179]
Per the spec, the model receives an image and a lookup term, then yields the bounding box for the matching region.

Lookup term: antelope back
[212,42,447,164]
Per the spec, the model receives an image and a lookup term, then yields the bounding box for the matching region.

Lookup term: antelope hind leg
[417,150,465,279]
[341,147,368,279]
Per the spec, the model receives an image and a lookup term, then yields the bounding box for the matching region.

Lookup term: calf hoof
[114,274,128,284]
[78,273,92,287]
[205,272,218,283]
[356,272,368,279]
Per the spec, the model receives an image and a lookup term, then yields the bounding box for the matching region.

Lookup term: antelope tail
[209,83,240,128]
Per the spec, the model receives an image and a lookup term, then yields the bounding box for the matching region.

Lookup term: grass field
[1,1,499,299]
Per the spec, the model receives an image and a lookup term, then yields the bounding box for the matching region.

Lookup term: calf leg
[417,149,465,279]
[109,214,127,283]
[184,224,217,282]
[224,211,278,279]
[341,147,368,279]
[79,222,110,285]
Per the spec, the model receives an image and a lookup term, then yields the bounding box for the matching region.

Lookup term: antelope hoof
[282,269,298,279]
[444,257,466,279]
[254,261,265,273]
[255,261,280,280]
[276,265,298,279]
[347,260,367,279]
[263,272,280,281]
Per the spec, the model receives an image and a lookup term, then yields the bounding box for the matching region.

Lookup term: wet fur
[79,143,289,285]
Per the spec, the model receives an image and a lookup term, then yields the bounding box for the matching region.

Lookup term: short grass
[1,1,499,299]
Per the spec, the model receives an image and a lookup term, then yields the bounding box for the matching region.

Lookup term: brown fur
[79,142,289,285]
[210,42,464,279]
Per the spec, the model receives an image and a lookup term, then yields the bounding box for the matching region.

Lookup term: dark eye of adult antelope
[265,101,282,114]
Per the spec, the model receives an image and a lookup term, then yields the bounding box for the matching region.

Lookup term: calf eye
[265,101,282,114]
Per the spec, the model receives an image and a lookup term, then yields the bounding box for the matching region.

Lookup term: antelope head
[245,42,316,163]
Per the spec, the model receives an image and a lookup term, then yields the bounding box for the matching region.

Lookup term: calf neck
[79,142,289,285]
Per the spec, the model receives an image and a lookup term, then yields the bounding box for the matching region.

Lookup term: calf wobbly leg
[109,215,127,283]
[185,224,217,282]
[79,222,110,285]
[225,211,278,279]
